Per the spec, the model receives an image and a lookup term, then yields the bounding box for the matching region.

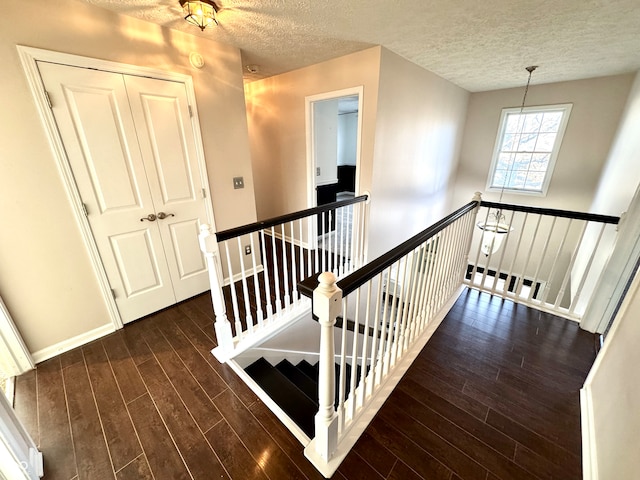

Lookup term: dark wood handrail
[335,200,479,297]
[216,194,369,242]
[480,201,620,225]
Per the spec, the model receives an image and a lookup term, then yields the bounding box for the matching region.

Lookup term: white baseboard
[31,323,115,363]
[580,385,598,480]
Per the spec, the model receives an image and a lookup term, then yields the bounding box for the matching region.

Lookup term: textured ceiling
[80,0,640,92]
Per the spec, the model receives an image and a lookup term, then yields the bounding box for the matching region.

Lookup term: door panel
[125,76,210,302]
[109,229,165,296]
[37,62,177,322]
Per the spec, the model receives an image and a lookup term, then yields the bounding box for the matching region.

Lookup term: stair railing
[466,200,620,321]
[303,196,480,476]
[199,194,370,361]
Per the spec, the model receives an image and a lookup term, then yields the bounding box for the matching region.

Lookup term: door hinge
[111,288,117,300]
[188,105,193,118]
[44,90,53,109]
[82,203,89,216]
[202,188,207,198]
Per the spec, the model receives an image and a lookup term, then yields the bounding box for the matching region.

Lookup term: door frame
[305,86,364,210]
[17,46,216,330]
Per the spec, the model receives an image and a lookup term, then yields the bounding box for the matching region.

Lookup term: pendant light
[477,66,538,256]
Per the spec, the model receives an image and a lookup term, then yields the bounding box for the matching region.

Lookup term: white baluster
[290,221,299,306]
[281,224,291,309]
[249,233,264,327]
[224,242,243,339]
[259,230,274,322]
[270,227,282,314]
[198,225,233,353]
[237,237,253,334]
[313,272,342,462]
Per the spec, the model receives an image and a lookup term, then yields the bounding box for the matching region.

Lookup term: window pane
[508,170,527,189]
[505,114,523,133]
[496,153,513,170]
[491,169,507,188]
[501,133,519,151]
[525,172,545,190]
[530,153,549,171]
[522,113,543,133]
[518,132,538,152]
[536,132,557,152]
[540,112,563,132]
[513,152,532,170]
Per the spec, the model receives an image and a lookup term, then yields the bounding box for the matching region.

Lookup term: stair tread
[276,360,318,402]
[245,358,317,437]
[296,360,318,381]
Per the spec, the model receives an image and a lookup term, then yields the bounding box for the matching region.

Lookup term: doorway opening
[306,87,363,250]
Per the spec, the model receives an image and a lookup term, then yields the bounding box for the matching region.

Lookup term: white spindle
[504,212,528,297]
[539,218,571,305]
[224,242,242,339]
[321,213,327,273]
[338,297,349,433]
[290,221,299,305]
[569,222,607,315]
[312,272,341,461]
[259,230,274,322]
[370,272,384,391]
[281,224,291,310]
[339,206,346,276]
[359,281,373,406]
[249,233,264,327]
[490,211,515,295]
[554,222,588,309]
[237,237,254,334]
[270,227,282,314]
[516,214,542,297]
[526,217,557,303]
[348,289,361,420]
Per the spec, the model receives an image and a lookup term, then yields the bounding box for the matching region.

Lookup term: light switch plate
[233,176,244,189]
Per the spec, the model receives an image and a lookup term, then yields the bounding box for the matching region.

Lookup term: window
[487,104,572,195]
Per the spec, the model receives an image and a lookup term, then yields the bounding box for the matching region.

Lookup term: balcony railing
[199,194,370,361]
[302,198,480,476]
[466,200,620,321]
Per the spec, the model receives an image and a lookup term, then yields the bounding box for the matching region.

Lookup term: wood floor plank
[141,326,222,433]
[367,415,453,480]
[387,460,426,480]
[35,359,77,480]
[62,356,114,479]
[212,388,307,480]
[83,340,142,472]
[127,393,190,480]
[116,454,154,480]
[205,419,267,480]
[336,451,384,480]
[398,377,516,459]
[379,400,487,480]
[250,399,328,480]
[175,315,258,406]
[101,333,147,403]
[137,358,229,480]
[155,312,228,401]
[350,431,397,478]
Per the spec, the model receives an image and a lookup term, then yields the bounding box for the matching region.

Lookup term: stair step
[245,358,317,438]
[296,360,318,381]
[276,360,318,402]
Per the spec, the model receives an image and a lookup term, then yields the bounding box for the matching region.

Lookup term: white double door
[38,62,210,323]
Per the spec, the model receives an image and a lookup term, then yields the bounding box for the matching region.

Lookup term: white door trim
[0,296,34,378]
[305,86,364,210]
[16,46,216,331]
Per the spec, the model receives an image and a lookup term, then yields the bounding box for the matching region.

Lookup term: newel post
[199,224,234,354]
[313,272,342,461]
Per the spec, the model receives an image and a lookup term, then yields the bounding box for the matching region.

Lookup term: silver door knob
[140,214,157,222]
[157,212,175,220]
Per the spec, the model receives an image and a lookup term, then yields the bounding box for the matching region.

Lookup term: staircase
[245,357,367,439]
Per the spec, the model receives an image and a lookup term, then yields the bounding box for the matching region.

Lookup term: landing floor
[13,288,597,479]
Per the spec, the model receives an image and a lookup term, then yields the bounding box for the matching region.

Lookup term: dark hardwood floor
[13,287,597,479]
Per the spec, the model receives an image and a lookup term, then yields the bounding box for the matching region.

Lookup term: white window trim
[486,103,573,197]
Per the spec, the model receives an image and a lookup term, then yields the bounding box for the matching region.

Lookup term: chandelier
[477,66,538,255]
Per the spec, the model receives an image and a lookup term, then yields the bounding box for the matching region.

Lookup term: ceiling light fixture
[477,66,538,256]
[179,0,218,31]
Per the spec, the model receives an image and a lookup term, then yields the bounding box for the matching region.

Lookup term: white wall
[581,71,640,332]
[452,74,635,212]
[338,113,358,166]
[368,48,469,258]
[582,265,640,479]
[0,0,256,356]
[314,99,339,186]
